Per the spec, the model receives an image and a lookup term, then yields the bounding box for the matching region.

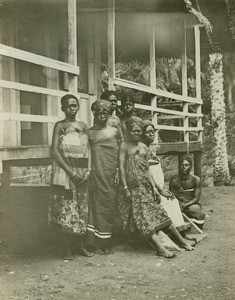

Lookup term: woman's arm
[182,176,201,209]
[119,141,131,199]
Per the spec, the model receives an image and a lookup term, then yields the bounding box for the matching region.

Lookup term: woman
[87,99,120,254]
[48,94,92,260]
[119,116,194,258]
[142,120,187,234]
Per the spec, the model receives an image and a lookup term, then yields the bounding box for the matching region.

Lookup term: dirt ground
[0,186,235,300]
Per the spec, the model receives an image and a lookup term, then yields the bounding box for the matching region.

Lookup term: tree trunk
[209,53,230,185]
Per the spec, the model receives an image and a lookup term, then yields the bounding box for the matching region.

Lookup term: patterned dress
[48,126,89,235]
[118,147,171,239]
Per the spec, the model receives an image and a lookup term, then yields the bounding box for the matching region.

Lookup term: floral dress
[48,126,89,235]
[118,147,171,239]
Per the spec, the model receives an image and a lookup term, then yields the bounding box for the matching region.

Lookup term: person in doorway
[48,94,92,260]
[87,99,120,254]
[118,116,194,258]
[169,155,205,229]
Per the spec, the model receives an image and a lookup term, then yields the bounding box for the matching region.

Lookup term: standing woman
[87,100,120,254]
[119,117,194,258]
[48,94,91,260]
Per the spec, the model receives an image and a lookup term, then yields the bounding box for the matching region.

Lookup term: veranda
[0,0,205,252]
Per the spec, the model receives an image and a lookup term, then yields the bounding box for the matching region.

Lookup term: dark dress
[87,125,119,240]
[118,146,171,239]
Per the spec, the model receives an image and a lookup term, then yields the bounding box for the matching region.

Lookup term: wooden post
[194,151,202,178]
[182,20,189,151]
[194,25,203,144]
[108,0,115,90]
[149,15,158,144]
[68,0,78,94]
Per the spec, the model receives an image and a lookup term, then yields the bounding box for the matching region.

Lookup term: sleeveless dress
[87,126,119,240]
[48,126,89,235]
[118,146,171,239]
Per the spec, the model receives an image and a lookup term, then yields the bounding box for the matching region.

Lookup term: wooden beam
[154,124,203,132]
[182,20,189,149]
[68,0,78,93]
[108,0,115,90]
[114,78,202,104]
[0,112,58,123]
[158,141,202,155]
[135,103,202,118]
[0,79,68,97]
[0,44,80,75]
[194,25,203,143]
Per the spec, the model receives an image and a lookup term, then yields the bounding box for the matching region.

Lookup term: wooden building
[0,0,207,179]
[0,0,209,252]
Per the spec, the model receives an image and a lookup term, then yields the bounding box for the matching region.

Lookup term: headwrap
[91,100,111,113]
[142,120,155,133]
[125,116,143,132]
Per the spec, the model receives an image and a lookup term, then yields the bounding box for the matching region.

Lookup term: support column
[68,0,78,94]
[194,152,202,178]
[194,25,203,144]
[182,20,189,151]
[108,0,115,90]
[149,15,158,144]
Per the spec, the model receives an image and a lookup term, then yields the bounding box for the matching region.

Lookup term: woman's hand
[70,170,89,186]
[124,186,131,201]
[82,169,91,184]
[153,187,161,204]
[159,188,173,199]
[114,169,120,186]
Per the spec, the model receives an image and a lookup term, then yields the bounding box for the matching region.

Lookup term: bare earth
[0,186,235,300]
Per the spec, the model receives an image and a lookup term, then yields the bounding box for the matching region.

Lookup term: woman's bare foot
[102,248,113,255]
[180,241,195,251]
[183,233,197,242]
[156,247,175,258]
[94,248,104,255]
[62,248,74,260]
[184,238,196,246]
[79,247,94,257]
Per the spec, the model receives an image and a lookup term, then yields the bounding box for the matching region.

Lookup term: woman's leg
[164,224,195,251]
[62,234,73,260]
[150,232,175,258]
[78,238,94,257]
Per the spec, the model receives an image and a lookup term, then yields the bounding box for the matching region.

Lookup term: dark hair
[180,155,193,167]
[100,90,117,101]
[121,97,135,107]
[61,94,79,107]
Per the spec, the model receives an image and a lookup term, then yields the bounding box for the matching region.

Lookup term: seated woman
[141,120,188,234]
[118,116,194,258]
[169,156,205,230]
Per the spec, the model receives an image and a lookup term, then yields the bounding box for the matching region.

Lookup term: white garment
[150,162,186,231]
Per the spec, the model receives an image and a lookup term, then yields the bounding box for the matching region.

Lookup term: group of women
[48,92,195,260]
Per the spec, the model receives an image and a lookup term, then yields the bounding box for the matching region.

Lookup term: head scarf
[125,116,143,132]
[91,100,111,113]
